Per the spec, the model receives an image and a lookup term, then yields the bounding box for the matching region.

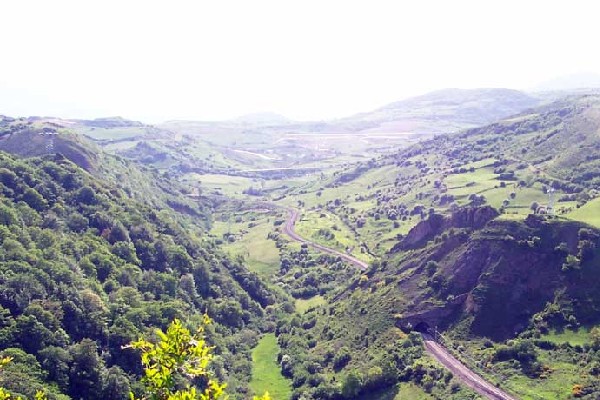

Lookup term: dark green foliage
[333,347,351,370]
[341,371,362,398]
[268,231,357,300]
[0,347,65,399]
[493,340,537,364]
[0,151,277,399]
[76,186,97,205]
[22,188,47,211]
[68,339,104,400]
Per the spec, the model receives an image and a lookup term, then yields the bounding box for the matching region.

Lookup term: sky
[1,0,600,122]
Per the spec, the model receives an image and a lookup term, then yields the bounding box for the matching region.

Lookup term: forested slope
[0,145,278,398]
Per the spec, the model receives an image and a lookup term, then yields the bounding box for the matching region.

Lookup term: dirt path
[282,208,368,270]
[422,334,517,400]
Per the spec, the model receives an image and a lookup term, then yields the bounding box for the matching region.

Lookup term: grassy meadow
[210,213,281,278]
[250,334,292,399]
[295,295,326,314]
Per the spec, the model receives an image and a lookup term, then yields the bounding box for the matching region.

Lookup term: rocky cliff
[393,206,499,251]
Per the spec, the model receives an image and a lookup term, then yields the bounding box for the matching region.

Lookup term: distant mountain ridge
[0,87,555,136]
[328,88,541,134]
[159,88,542,137]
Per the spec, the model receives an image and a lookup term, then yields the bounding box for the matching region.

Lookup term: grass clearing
[295,295,326,313]
[445,168,498,195]
[499,352,579,400]
[458,337,593,400]
[360,382,434,400]
[566,197,600,228]
[294,210,371,262]
[541,326,594,346]
[211,214,281,278]
[184,173,259,197]
[250,334,291,399]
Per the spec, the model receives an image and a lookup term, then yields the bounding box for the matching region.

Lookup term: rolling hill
[329,88,541,134]
[0,117,286,399]
[3,89,600,399]
[269,93,600,398]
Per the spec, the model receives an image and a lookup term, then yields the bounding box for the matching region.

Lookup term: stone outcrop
[397,294,468,332]
[393,206,499,251]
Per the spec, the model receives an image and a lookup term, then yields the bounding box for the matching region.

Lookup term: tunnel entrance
[414,321,431,333]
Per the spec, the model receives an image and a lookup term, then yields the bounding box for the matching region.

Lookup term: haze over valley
[2,2,600,400]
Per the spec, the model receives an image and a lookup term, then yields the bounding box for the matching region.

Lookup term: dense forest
[0,150,280,399]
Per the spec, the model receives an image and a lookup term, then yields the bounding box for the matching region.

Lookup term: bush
[341,371,362,398]
[494,340,537,365]
[22,188,47,211]
[333,347,351,370]
[76,186,97,205]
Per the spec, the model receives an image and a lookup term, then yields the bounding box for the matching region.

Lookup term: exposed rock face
[394,206,499,251]
[397,213,445,250]
[447,206,499,229]
[397,294,468,332]
[387,216,600,340]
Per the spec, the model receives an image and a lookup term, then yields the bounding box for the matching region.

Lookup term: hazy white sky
[1,0,600,122]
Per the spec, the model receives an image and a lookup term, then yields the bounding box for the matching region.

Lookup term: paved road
[282,208,368,270]
[422,334,517,400]
[282,208,515,400]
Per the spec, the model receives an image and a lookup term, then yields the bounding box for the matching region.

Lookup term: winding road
[282,207,518,400]
[283,208,368,270]
[423,334,517,400]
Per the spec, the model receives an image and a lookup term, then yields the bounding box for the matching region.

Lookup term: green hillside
[0,142,281,398]
[262,95,600,399]
[3,93,600,399]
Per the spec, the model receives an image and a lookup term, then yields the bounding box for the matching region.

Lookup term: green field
[183,173,260,197]
[445,168,498,195]
[76,126,148,140]
[361,382,434,400]
[250,334,291,399]
[499,352,580,400]
[542,326,594,346]
[295,295,326,314]
[294,210,371,262]
[211,214,281,278]
[567,197,600,228]
[457,335,593,400]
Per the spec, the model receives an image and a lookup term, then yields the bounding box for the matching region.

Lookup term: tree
[333,347,351,370]
[127,316,270,400]
[0,205,18,226]
[102,366,131,400]
[530,201,539,212]
[76,186,97,205]
[425,261,439,276]
[108,221,130,244]
[38,346,72,392]
[591,327,600,349]
[68,339,105,400]
[0,356,48,400]
[0,168,18,189]
[341,370,362,398]
[22,188,47,212]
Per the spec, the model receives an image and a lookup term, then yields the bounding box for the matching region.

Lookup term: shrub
[333,347,351,370]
